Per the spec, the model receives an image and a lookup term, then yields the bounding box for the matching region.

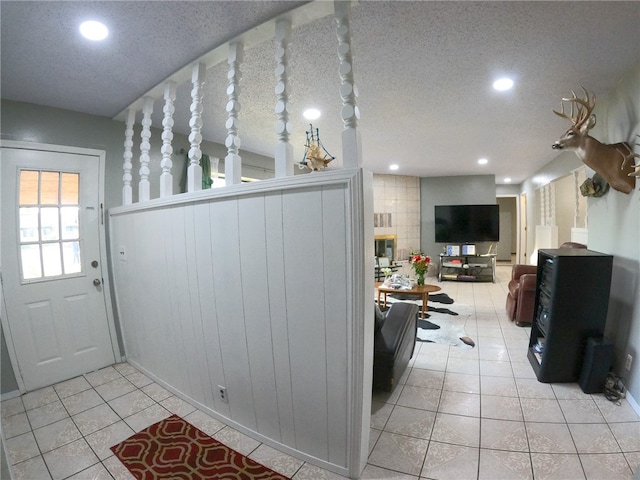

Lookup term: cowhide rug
[417,317,475,348]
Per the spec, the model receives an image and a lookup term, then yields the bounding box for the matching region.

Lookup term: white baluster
[139,96,153,202]
[225,42,243,186]
[122,108,135,205]
[335,1,362,169]
[274,18,293,177]
[160,82,177,198]
[187,62,206,192]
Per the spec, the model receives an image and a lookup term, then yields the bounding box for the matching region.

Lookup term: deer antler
[553,86,596,130]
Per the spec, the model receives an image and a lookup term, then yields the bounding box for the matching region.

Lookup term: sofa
[506,264,538,326]
[373,302,419,392]
[506,242,587,326]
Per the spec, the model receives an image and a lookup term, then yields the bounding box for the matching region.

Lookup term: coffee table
[376,281,442,319]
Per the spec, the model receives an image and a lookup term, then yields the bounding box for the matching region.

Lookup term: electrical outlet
[118,246,127,261]
[218,385,228,403]
[625,354,633,371]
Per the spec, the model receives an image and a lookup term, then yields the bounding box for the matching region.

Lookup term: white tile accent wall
[373,174,420,261]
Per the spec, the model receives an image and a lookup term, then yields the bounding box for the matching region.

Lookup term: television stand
[438,253,496,282]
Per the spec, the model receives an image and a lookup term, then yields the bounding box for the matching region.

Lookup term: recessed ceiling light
[504,177,512,183]
[389,164,399,171]
[303,108,321,120]
[478,158,488,165]
[493,77,514,91]
[80,20,109,41]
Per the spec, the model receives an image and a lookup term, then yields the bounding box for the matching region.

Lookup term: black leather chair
[373,302,419,392]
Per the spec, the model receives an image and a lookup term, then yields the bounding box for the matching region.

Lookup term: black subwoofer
[579,337,614,394]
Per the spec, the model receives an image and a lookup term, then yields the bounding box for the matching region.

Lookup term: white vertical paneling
[182,205,209,405]
[193,202,227,414]
[209,199,257,430]
[166,206,204,401]
[238,196,281,441]
[264,192,296,446]
[139,209,177,383]
[321,185,349,466]
[282,188,329,459]
[109,170,370,476]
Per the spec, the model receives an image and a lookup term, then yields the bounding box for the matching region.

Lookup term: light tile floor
[2,265,639,479]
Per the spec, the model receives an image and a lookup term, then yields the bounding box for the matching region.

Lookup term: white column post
[274,18,293,177]
[187,62,206,192]
[335,0,362,169]
[225,42,243,186]
[122,108,135,205]
[138,96,154,202]
[160,82,177,198]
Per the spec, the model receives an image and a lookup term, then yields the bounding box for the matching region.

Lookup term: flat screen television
[434,204,500,243]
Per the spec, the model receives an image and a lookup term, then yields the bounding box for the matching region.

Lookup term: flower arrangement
[410,254,431,285]
[381,267,392,278]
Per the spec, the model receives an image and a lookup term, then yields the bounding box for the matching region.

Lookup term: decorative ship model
[299,124,335,171]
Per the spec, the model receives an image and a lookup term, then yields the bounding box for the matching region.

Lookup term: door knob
[93,279,101,286]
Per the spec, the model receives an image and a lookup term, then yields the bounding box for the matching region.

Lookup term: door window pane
[21,245,42,280]
[40,207,60,241]
[41,172,60,204]
[18,169,83,282]
[19,207,40,242]
[62,241,82,274]
[19,171,39,205]
[61,207,79,240]
[61,173,79,205]
[42,243,63,277]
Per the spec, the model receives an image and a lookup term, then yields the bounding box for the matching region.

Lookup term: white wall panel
[238,195,281,442]
[322,185,349,466]
[109,169,371,476]
[264,192,296,446]
[282,188,329,459]
[209,199,257,431]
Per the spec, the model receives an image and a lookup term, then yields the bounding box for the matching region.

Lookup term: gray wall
[1,329,18,393]
[0,99,275,394]
[420,175,497,272]
[519,63,640,404]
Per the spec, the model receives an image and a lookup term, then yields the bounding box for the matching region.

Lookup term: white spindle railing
[187,63,206,193]
[160,82,177,198]
[225,42,243,186]
[118,1,360,204]
[274,18,293,177]
[335,1,362,169]
[122,108,135,205]
[138,97,154,202]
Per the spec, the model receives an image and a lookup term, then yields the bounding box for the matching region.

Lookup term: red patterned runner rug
[110,414,291,479]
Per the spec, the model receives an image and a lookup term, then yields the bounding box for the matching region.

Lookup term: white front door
[1,144,117,391]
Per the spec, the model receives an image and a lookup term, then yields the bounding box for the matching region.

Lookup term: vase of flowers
[410,254,431,286]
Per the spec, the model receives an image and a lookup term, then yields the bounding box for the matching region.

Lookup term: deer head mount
[552,87,638,195]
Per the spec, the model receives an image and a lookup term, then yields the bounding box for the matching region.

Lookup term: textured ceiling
[2,1,639,185]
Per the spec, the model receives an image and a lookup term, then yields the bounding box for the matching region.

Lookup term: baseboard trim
[625,390,639,416]
[0,390,21,401]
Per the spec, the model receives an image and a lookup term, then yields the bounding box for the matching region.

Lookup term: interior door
[1,145,116,391]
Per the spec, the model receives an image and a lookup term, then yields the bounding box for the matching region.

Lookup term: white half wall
[109,168,373,477]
